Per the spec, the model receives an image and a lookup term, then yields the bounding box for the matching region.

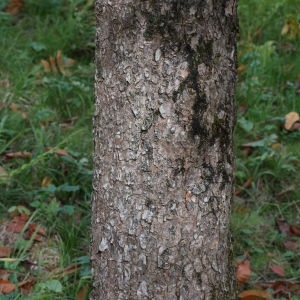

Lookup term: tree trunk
[91,0,238,299]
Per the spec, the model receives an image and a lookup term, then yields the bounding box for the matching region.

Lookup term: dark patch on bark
[173,158,185,176]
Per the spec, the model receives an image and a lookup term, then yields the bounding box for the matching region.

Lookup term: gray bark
[91,0,238,299]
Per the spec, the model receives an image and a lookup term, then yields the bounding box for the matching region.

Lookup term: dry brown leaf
[238,289,273,299]
[271,280,296,297]
[76,284,89,300]
[276,219,292,236]
[284,112,300,131]
[235,177,253,196]
[54,149,69,156]
[5,0,23,15]
[0,279,16,294]
[41,51,75,75]
[18,280,34,295]
[236,258,251,285]
[283,240,298,252]
[290,225,300,237]
[5,151,31,159]
[0,269,9,280]
[40,59,51,73]
[269,265,285,277]
[41,177,52,187]
[25,223,47,242]
[0,245,12,258]
[7,213,29,233]
[238,64,247,73]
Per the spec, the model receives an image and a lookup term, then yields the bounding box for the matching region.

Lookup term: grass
[233,0,300,297]
[0,0,93,298]
[0,0,299,299]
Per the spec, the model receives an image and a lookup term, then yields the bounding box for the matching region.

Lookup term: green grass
[0,0,93,298]
[0,0,300,298]
[234,0,300,297]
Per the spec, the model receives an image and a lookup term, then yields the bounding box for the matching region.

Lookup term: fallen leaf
[53,149,69,156]
[238,289,272,299]
[235,177,253,196]
[5,0,23,15]
[0,279,16,294]
[7,213,29,233]
[40,59,52,73]
[236,258,251,285]
[18,280,34,295]
[269,265,285,277]
[271,280,294,297]
[281,18,300,40]
[276,219,300,238]
[283,240,298,252]
[290,283,300,294]
[238,64,247,73]
[5,151,32,159]
[284,112,300,131]
[41,177,52,187]
[25,223,47,242]
[0,245,12,258]
[41,50,75,75]
[0,269,9,280]
[76,284,89,300]
[276,219,291,236]
[290,225,300,237]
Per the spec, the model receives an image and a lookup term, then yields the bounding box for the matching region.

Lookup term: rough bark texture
[92,0,238,299]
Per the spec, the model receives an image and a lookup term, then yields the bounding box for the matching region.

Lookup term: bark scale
[92,0,238,299]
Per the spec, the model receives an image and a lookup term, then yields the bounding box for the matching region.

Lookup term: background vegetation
[0,0,299,299]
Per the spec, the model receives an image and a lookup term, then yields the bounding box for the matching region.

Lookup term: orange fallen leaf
[236,258,251,285]
[76,284,89,300]
[0,245,12,258]
[7,213,29,233]
[238,64,247,73]
[238,289,273,299]
[0,279,16,294]
[269,265,285,277]
[41,50,75,75]
[5,0,23,15]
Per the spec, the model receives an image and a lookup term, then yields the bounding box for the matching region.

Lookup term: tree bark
[91,0,238,299]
